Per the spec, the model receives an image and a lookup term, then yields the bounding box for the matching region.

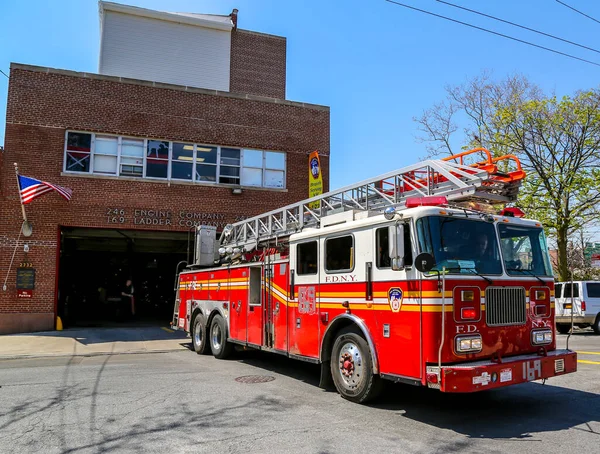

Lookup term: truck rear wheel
[330,327,382,404]
[192,313,210,355]
[209,314,233,359]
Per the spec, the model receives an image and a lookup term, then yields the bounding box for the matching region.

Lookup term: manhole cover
[235,375,276,384]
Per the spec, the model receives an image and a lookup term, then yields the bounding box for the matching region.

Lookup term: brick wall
[0,64,329,334]
[230,29,286,99]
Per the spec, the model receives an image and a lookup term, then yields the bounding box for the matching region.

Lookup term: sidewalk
[0,326,190,360]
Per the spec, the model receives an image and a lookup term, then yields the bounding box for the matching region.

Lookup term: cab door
[289,240,320,358]
[373,221,422,380]
[246,265,263,346]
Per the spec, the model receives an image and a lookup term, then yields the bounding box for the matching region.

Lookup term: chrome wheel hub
[212,323,222,350]
[194,329,202,346]
[338,342,363,389]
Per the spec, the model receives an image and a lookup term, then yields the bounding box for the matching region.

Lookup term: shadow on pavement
[224,348,600,439]
[5,326,188,346]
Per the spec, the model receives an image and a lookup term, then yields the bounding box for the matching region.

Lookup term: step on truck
[171,148,577,403]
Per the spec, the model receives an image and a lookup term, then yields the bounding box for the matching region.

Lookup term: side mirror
[414,253,435,272]
[388,224,405,270]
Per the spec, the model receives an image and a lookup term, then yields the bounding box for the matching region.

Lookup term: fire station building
[0,1,330,334]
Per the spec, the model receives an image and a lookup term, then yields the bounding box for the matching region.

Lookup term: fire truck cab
[172,149,577,403]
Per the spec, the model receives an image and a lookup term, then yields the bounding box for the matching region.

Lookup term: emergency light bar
[499,207,525,218]
[405,196,448,208]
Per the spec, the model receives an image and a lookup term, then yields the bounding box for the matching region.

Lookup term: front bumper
[429,349,577,392]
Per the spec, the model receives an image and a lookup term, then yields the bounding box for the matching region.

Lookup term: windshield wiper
[464,268,493,285]
[506,268,545,285]
[433,265,493,285]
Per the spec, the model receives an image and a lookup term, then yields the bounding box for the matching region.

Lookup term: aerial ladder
[219,148,526,250]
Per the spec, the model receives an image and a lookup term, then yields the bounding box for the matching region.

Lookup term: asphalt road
[0,330,598,454]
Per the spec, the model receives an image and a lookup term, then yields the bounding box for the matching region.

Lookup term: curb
[0,347,191,361]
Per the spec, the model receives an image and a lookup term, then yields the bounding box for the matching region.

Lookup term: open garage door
[58,227,190,328]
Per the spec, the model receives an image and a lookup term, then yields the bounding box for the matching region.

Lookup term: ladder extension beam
[221,158,523,248]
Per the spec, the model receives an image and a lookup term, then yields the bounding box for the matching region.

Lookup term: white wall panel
[100,11,231,91]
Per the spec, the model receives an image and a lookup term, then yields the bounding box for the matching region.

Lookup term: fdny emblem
[388,288,403,313]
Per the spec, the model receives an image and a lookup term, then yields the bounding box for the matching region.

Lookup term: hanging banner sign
[308,150,323,210]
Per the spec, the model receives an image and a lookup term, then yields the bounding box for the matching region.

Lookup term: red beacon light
[499,207,525,218]
[405,196,448,208]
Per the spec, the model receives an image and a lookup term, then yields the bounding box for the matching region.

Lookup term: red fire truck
[172,148,577,403]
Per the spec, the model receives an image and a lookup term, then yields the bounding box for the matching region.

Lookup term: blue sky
[1,0,600,193]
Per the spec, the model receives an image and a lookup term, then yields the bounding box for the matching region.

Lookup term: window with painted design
[65,132,91,172]
[146,140,169,179]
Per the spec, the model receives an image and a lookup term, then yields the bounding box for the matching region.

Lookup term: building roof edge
[9,63,330,112]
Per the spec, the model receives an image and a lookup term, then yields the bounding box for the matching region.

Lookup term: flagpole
[14,162,32,237]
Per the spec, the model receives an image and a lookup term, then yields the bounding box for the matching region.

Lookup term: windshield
[498,224,553,277]
[416,216,502,275]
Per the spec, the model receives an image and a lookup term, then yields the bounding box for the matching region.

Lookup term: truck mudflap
[429,349,577,392]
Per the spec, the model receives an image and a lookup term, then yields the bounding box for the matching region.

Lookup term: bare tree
[415,72,600,280]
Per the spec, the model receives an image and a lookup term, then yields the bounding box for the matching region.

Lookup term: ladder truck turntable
[172,148,577,403]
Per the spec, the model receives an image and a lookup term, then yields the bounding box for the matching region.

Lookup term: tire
[593,315,600,335]
[209,314,233,359]
[330,327,382,404]
[191,313,210,355]
[556,324,571,335]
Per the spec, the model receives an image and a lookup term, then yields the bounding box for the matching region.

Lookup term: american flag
[18,175,73,204]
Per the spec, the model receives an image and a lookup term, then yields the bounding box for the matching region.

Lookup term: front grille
[485,287,526,326]
[555,359,565,373]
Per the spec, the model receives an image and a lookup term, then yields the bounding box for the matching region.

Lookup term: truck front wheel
[330,327,382,404]
[556,324,571,335]
[592,314,600,335]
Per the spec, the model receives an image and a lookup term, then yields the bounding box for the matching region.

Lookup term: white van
[555,281,600,334]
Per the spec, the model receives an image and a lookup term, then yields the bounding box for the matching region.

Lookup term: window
[65,132,91,172]
[63,131,286,189]
[242,149,263,186]
[376,227,391,268]
[93,136,118,175]
[555,283,562,299]
[194,145,217,182]
[219,148,240,184]
[564,283,579,298]
[171,143,193,180]
[297,241,318,275]
[586,282,600,298]
[416,216,502,275]
[326,235,354,272]
[241,149,286,187]
[265,151,285,188]
[376,224,413,269]
[120,138,144,177]
[498,225,552,276]
[146,140,169,179]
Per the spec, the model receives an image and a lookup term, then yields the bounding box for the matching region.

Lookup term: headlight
[532,329,552,345]
[456,335,483,353]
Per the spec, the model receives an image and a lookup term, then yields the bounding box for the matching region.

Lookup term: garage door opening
[58,227,192,328]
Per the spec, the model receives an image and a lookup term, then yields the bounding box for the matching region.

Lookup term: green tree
[414,73,600,281]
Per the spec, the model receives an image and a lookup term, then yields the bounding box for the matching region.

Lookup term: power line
[437,0,600,55]
[384,0,600,67]
[556,0,600,25]
[0,69,8,79]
